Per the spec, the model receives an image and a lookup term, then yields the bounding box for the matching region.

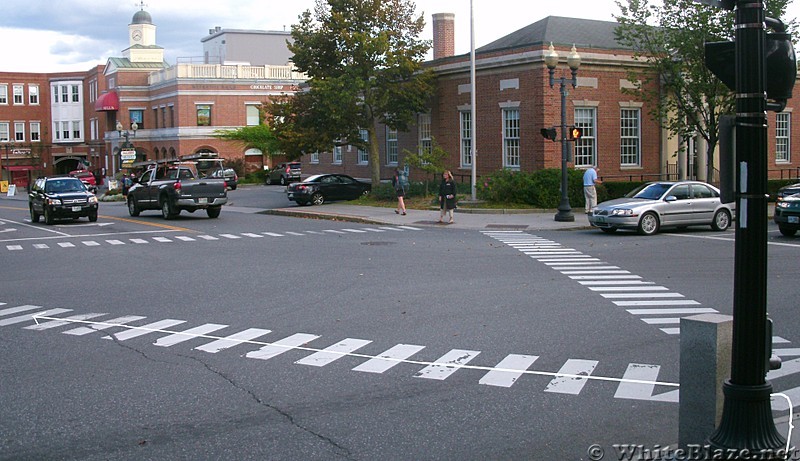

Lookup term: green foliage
[403,138,449,196]
[268,0,435,186]
[212,124,280,158]
[477,169,609,209]
[613,0,792,179]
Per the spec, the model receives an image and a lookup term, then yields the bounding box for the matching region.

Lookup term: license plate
[594,216,606,223]
[198,197,208,204]
[71,206,82,212]
[789,216,799,224]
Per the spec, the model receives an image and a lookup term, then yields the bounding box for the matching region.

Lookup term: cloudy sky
[1,0,799,73]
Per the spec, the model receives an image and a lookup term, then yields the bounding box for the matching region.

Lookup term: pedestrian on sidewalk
[583,166,602,214]
[392,168,407,215]
[438,170,457,224]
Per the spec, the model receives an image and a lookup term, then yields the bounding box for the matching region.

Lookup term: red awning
[2,165,36,171]
[95,91,119,111]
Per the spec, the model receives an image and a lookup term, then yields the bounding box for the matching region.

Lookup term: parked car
[587,180,734,235]
[68,169,98,194]
[266,162,302,185]
[127,162,228,219]
[29,176,99,225]
[287,174,371,206]
[776,182,800,200]
[207,168,238,190]
[773,192,800,236]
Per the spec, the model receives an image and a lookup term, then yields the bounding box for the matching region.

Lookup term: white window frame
[310,151,320,164]
[71,85,80,103]
[0,84,7,104]
[357,129,369,165]
[28,84,39,105]
[72,120,82,140]
[502,108,521,169]
[14,122,25,142]
[574,107,597,167]
[30,122,40,142]
[61,121,70,140]
[418,113,432,164]
[460,111,472,168]
[776,112,791,163]
[60,85,69,103]
[13,85,24,105]
[620,108,641,166]
[333,145,343,164]
[386,127,398,165]
[0,122,9,142]
[246,104,260,126]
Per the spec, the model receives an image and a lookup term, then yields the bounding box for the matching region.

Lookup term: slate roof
[477,16,630,53]
[107,57,170,70]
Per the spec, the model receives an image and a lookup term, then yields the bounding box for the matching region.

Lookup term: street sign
[120,149,136,161]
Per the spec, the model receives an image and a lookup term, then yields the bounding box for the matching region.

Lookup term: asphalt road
[1,186,799,460]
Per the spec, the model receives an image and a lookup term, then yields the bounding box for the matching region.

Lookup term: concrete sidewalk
[262,203,592,231]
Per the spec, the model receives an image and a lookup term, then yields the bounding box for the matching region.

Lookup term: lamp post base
[706,381,786,459]
[554,208,575,222]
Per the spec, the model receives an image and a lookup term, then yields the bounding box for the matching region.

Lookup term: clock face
[131,30,142,41]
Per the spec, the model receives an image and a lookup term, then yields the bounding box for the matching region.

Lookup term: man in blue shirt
[583,166,601,214]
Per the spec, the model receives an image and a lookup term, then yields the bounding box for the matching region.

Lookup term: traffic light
[540,127,557,142]
[569,127,583,140]
[705,22,797,110]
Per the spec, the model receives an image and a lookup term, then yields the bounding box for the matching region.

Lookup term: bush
[477,168,589,208]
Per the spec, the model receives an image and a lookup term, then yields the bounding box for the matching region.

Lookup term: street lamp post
[116,121,138,173]
[545,43,581,222]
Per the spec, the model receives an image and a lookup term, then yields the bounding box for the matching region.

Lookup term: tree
[269,0,435,186]
[402,137,448,196]
[213,123,281,162]
[614,0,791,181]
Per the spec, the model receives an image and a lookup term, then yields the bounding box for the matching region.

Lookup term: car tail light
[223,181,228,189]
[285,166,290,174]
[174,181,181,191]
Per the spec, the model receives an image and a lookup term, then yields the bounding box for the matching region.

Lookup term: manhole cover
[361,241,396,246]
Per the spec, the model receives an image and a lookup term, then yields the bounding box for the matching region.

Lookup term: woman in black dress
[438,170,457,224]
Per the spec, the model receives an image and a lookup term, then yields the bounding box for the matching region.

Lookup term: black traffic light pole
[707,0,786,457]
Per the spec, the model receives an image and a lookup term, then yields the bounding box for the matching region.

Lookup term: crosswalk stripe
[0,305,44,317]
[0,308,72,326]
[570,275,642,280]
[220,234,241,239]
[341,229,367,233]
[397,226,422,230]
[262,232,284,237]
[538,257,599,262]
[245,333,320,360]
[768,357,800,380]
[627,307,716,315]
[589,286,669,291]
[771,388,800,411]
[58,242,75,248]
[545,262,606,266]
[153,323,228,347]
[579,280,654,285]
[414,349,481,380]
[641,318,681,325]
[175,236,196,241]
[323,229,346,234]
[601,293,685,299]
[614,363,679,402]
[378,227,404,232]
[241,233,263,238]
[284,231,305,236]
[33,243,49,249]
[82,241,100,246]
[195,328,272,353]
[560,270,630,275]
[660,327,680,335]
[479,354,539,387]
[7,245,22,250]
[544,359,598,394]
[614,300,700,306]
[130,238,148,244]
[152,237,172,243]
[773,348,800,357]
[362,228,386,232]
[295,338,373,367]
[103,319,186,341]
[352,344,426,374]
[62,315,147,336]
[25,312,107,330]
[107,240,125,245]
[197,235,218,240]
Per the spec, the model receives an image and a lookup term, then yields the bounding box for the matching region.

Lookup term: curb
[261,209,386,225]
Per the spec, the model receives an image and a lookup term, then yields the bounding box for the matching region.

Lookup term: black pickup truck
[126,162,228,219]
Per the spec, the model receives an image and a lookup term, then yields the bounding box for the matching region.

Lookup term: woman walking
[438,170,457,224]
[392,168,407,215]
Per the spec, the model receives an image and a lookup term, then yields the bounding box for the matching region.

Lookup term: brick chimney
[432,13,455,59]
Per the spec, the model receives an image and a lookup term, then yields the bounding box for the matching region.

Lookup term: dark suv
[266,162,301,185]
[29,176,99,225]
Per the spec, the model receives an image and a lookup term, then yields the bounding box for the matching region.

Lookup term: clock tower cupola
[123,3,164,63]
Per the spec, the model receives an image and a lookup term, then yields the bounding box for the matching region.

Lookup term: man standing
[583,166,601,214]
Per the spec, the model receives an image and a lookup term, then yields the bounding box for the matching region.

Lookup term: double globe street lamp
[544,43,581,222]
[116,121,138,172]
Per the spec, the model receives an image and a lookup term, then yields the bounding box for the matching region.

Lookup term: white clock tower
[123,5,164,63]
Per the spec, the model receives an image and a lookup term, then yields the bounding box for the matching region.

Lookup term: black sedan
[774,193,800,237]
[287,174,371,206]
